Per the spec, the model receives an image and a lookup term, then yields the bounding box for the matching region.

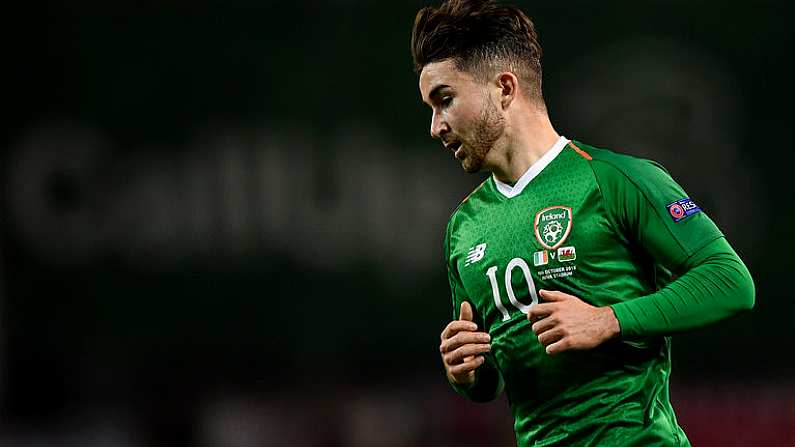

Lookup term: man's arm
[529,236,754,353]
[529,151,754,353]
[611,236,754,337]
[597,154,756,337]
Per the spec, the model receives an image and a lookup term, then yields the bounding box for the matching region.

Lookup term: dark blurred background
[2,1,794,446]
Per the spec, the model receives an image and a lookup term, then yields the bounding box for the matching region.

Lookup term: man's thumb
[459,301,474,322]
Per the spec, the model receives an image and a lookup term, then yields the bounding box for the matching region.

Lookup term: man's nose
[430,112,449,139]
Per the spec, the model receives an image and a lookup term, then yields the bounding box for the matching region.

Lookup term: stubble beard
[461,97,505,173]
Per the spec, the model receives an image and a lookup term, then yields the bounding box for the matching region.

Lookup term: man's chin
[459,146,490,173]
[461,158,484,173]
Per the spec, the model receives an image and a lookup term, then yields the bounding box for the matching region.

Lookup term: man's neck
[488,112,560,184]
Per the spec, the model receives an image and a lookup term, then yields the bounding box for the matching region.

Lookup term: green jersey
[443,137,754,446]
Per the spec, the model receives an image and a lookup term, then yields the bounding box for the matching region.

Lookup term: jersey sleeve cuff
[449,374,478,395]
[447,356,504,403]
[609,302,641,339]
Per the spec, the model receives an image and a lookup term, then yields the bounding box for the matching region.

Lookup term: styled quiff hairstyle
[411,0,544,102]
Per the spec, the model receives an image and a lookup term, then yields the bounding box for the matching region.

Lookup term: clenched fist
[439,301,492,385]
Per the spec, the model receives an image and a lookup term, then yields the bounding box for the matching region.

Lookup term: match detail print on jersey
[533,206,572,250]
[666,198,701,222]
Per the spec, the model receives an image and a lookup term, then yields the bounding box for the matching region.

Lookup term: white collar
[493,136,570,199]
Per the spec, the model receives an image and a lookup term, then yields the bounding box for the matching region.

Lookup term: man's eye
[441,96,453,106]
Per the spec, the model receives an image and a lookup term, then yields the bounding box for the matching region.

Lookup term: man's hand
[528,290,621,355]
[440,301,491,385]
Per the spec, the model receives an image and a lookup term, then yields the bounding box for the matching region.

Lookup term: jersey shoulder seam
[587,151,691,259]
[576,148,623,246]
[448,177,490,220]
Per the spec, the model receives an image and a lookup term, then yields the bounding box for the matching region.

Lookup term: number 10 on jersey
[486,257,539,321]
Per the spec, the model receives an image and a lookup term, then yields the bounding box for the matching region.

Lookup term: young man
[411,1,755,445]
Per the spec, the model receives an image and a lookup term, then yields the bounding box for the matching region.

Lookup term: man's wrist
[448,370,476,387]
[600,306,621,340]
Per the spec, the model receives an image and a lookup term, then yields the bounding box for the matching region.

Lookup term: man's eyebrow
[428,84,451,100]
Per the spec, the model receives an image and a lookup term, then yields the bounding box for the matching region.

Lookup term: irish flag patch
[533,250,549,266]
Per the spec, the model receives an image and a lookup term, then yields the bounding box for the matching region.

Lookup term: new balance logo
[465,243,487,266]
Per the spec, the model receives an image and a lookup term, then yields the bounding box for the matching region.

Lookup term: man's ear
[496,72,519,109]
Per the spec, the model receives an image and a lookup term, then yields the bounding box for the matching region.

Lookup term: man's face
[419,60,505,173]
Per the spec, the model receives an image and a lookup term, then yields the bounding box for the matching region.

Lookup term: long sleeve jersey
[443,137,754,446]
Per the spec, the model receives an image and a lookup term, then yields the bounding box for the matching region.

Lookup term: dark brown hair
[411,0,543,100]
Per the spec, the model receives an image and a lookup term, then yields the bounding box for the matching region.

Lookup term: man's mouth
[445,141,463,158]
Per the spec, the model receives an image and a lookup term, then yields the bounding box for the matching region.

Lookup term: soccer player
[411,0,755,445]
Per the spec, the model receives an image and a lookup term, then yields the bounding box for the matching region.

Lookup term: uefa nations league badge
[666,198,702,222]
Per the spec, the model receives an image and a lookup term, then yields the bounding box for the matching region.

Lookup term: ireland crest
[534,206,573,250]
